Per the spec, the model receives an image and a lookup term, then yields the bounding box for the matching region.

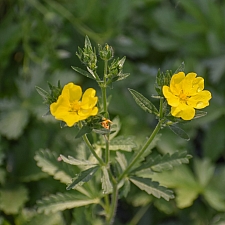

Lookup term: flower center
[179,91,189,103]
[69,101,81,112]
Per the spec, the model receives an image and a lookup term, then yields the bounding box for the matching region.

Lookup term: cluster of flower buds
[98,43,114,61]
[76,36,98,71]
[36,81,62,105]
[155,69,173,97]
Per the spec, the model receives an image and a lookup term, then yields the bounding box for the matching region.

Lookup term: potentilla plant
[36,36,212,225]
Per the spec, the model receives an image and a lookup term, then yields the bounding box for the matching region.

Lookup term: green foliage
[37,192,100,214]
[129,177,174,201]
[66,166,99,190]
[1,0,225,224]
[101,166,113,194]
[34,149,73,184]
[0,185,29,215]
[133,151,192,174]
[128,88,159,116]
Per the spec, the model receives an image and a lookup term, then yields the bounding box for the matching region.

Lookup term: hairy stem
[82,134,105,166]
[118,120,163,182]
[106,183,118,225]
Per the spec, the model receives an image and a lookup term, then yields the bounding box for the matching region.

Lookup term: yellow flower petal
[50,83,98,126]
[163,72,212,120]
[63,83,82,102]
[162,86,180,107]
[81,88,98,109]
[188,90,212,109]
[170,72,185,95]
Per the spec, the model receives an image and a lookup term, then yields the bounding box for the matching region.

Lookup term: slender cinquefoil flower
[50,83,98,127]
[162,72,212,120]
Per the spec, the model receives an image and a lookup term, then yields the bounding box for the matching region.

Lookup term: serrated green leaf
[133,151,191,175]
[71,66,95,80]
[115,151,127,171]
[150,166,201,208]
[25,212,64,225]
[102,136,136,152]
[119,178,130,198]
[60,154,96,166]
[0,185,28,214]
[130,177,174,201]
[35,86,50,101]
[34,149,73,184]
[168,125,190,140]
[75,125,92,138]
[0,108,29,140]
[66,166,99,190]
[37,192,99,214]
[101,166,113,194]
[128,88,159,115]
[84,35,92,49]
[152,152,192,172]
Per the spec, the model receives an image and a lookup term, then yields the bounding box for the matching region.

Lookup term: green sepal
[130,176,174,201]
[75,125,93,139]
[128,88,159,116]
[71,66,95,80]
[193,110,207,119]
[35,86,51,104]
[174,61,185,74]
[66,166,99,190]
[168,125,190,140]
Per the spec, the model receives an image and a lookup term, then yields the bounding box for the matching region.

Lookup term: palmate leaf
[37,192,99,214]
[128,89,159,116]
[34,149,73,184]
[133,151,192,174]
[130,177,174,201]
[66,166,99,190]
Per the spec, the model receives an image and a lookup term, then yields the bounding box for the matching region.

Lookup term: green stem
[106,183,118,225]
[118,120,163,182]
[82,134,105,166]
[102,59,109,118]
[159,97,164,119]
[101,59,110,164]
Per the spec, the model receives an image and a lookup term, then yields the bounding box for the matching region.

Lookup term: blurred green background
[1,0,225,224]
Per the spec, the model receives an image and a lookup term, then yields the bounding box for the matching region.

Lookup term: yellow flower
[162,72,212,120]
[50,83,98,127]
